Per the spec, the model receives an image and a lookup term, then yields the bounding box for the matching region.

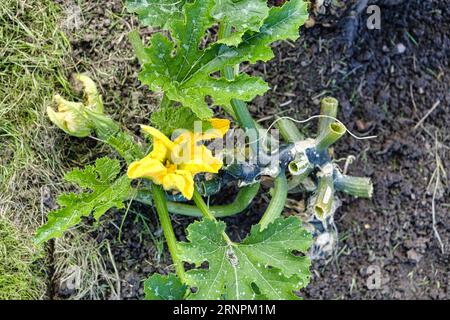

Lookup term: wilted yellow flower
[74,74,103,112]
[47,95,91,137]
[127,119,230,199]
[46,74,103,137]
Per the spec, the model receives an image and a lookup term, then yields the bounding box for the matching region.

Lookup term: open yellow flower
[127,119,230,199]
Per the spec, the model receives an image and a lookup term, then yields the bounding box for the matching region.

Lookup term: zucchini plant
[36,0,373,300]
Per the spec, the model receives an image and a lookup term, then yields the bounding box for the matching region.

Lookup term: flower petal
[210,118,230,136]
[179,145,223,174]
[162,170,194,199]
[141,125,175,150]
[73,74,104,113]
[199,118,230,140]
[127,156,167,185]
[149,138,169,162]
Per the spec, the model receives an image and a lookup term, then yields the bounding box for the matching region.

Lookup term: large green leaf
[179,217,312,300]
[150,105,212,136]
[138,0,308,119]
[35,157,130,244]
[212,0,270,46]
[144,274,187,300]
[126,0,186,29]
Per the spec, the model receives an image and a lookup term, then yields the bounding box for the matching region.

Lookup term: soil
[53,0,450,299]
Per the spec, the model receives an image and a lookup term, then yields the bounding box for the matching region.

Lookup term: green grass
[0,0,72,226]
[0,0,74,299]
[0,219,44,299]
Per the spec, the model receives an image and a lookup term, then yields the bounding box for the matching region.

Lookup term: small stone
[305,17,316,28]
[407,249,423,263]
[396,43,406,54]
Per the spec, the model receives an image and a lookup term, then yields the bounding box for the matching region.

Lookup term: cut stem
[334,174,373,198]
[313,173,335,220]
[151,184,185,282]
[315,122,346,150]
[317,97,338,135]
[276,117,304,143]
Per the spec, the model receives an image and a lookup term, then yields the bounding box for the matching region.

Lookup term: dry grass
[0,0,74,299]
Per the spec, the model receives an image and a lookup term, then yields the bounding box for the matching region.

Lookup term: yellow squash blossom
[127,119,230,199]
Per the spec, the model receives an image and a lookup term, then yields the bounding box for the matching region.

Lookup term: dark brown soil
[55,0,450,299]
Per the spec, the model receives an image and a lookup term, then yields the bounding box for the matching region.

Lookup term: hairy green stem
[192,189,215,220]
[85,109,145,164]
[128,30,148,65]
[151,184,186,282]
[259,173,288,230]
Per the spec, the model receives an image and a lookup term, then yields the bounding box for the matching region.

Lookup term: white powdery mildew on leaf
[126,0,186,29]
[134,0,308,119]
[178,217,313,300]
[144,273,187,300]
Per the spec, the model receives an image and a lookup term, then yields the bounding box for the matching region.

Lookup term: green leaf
[126,0,185,29]
[213,0,270,46]
[144,274,187,300]
[179,217,312,300]
[138,0,308,119]
[150,106,212,136]
[35,157,130,244]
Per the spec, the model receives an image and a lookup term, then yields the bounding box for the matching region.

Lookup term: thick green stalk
[134,182,260,217]
[259,173,288,230]
[85,109,145,164]
[276,117,304,143]
[151,184,186,282]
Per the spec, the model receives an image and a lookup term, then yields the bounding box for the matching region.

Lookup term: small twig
[430,132,445,254]
[409,83,417,114]
[414,100,440,130]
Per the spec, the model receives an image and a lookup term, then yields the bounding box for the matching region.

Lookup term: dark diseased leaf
[144,274,187,300]
[35,157,130,244]
[179,217,312,300]
[138,0,308,119]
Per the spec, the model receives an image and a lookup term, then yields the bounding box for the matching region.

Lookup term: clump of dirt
[54,0,449,299]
